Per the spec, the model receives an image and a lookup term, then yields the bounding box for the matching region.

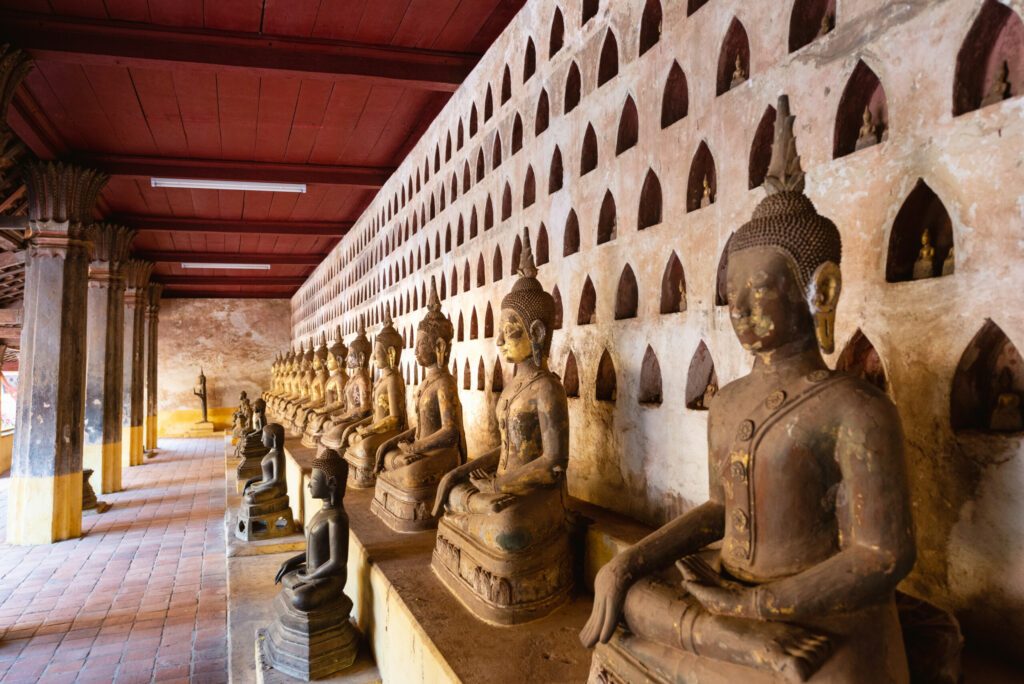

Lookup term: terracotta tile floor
[0,438,228,684]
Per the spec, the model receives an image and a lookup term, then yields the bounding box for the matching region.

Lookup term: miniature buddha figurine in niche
[231,391,252,439]
[371,284,464,530]
[292,332,329,434]
[236,423,295,541]
[319,321,373,454]
[912,229,936,280]
[980,60,1012,108]
[431,230,572,625]
[582,96,923,683]
[700,175,713,209]
[989,369,1023,433]
[301,330,349,447]
[855,106,880,151]
[730,53,747,89]
[258,448,359,680]
[817,11,833,38]
[236,398,269,487]
[942,244,956,277]
[344,306,410,490]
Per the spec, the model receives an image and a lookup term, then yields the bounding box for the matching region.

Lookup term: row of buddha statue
[237,96,962,683]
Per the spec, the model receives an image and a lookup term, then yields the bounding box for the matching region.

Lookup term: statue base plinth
[187,421,216,437]
[345,462,376,490]
[430,516,573,626]
[257,593,360,681]
[370,477,438,533]
[236,496,296,542]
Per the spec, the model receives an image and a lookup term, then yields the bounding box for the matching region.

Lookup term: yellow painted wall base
[0,433,13,475]
[145,414,157,451]
[121,424,145,467]
[6,472,83,544]
[158,407,234,437]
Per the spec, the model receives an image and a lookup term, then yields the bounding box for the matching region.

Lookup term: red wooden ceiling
[1,0,524,297]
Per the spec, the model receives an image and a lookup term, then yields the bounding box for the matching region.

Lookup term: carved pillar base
[6,472,83,545]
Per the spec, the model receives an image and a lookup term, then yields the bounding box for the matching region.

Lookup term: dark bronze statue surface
[580,97,943,684]
[193,368,209,424]
[236,423,295,542]
[370,287,463,530]
[231,391,252,438]
[236,398,269,487]
[258,448,360,680]
[430,232,572,625]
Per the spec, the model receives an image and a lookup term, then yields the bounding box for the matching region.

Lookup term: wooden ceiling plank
[102,0,149,23]
[147,0,204,28]
[122,215,350,236]
[394,0,460,50]
[260,0,322,38]
[283,78,332,164]
[84,63,159,154]
[138,250,325,265]
[307,81,372,165]
[130,66,190,156]
[203,0,263,33]
[173,69,221,158]
[217,70,259,160]
[255,74,301,162]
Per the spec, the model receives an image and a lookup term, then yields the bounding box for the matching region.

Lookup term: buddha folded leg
[371,446,460,530]
[431,483,573,625]
[343,429,401,489]
[301,412,332,448]
[319,416,369,453]
[280,570,347,612]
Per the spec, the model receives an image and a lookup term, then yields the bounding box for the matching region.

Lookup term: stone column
[83,224,134,493]
[144,283,162,455]
[6,162,108,545]
[121,260,152,468]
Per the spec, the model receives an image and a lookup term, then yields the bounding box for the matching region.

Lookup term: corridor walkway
[0,438,228,683]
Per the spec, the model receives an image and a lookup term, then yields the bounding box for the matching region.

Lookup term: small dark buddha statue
[193,368,209,424]
[371,283,464,530]
[319,320,373,454]
[345,305,411,490]
[235,398,269,487]
[231,391,252,439]
[581,96,920,683]
[236,423,295,541]
[259,447,360,680]
[301,330,349,447]
[431,229,572,625]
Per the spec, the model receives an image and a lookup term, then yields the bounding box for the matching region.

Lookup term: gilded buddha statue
[854,106,880,151]
[291,332,330,434]
[258,447,360,679]
[236,398,269,487]
[236,423,295,541]
[284,343,318,431]
[912,229,936,280]
[301,328,349,447]
[431,230,572,625]
[274,345,306,420]
[581,96,922,683]
[344,305,411,490]
[730,53,747,89]
[370,283,464,530]
[319,320,373,455]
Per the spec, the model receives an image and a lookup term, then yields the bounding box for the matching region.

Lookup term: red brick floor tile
[0,438,229,684]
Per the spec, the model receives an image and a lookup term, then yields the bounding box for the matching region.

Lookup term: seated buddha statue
[291,333,329,434]
[580,97,919,684]
[370,285,463,528]
[231,391,252,439]
[431,230,572,625]
[259,447,360,679]
[912,229,936,280]
[272,346,304,419]
[284,344,317,431]
[301,329,349,447]
[730,53,747,89]
[854,106,880,151]
[266,352,288,416]
[236,398,269,486]
[319,321,374,454]
[942,245,955,277]
[989,369,1023,433]
[344,306,411,490]
[236,423,295,541]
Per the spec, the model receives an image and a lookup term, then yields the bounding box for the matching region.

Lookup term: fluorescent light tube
[180,263,271,270]
[151,178,306,193]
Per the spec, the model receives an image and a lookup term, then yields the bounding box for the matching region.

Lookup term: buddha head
[375,304,404,371]
[347,318,371,373]
[313,331,329,373]
[497,228,555,367]
[253,398,266,415]
[415,277,454,368]
[726,95,842,356]
[261,423,286,451]
[239,391,248,401]
[310,447,349,506]
[327,328,348,374]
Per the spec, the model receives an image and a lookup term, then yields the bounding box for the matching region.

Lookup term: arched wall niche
[582,0,599,26]
[463,359,471,390]
[615,264,639,320]
[457,313,465,342]
[550,7,565,57]
[470,309,479,339]
[596,350,617,402]
[549,147,564,193]
[484,85,494,121]
[552,286,563,329]
[687,0,709,16]
[511,114,523,154]
[469,104,478,137]
[836,329,889,393]
[484,304,495,338]
[523,166,536,208]
[511,234,523,274]
[492,358,505,393]
[493,246,504,282]
[834,60,889,158]
[616,96,639,154]
[660,251,686,314]
[886,180,955,283]
[565,62,582,113]
[492,132,503,169]
[639,345,663,405]
[954,0,1024,115]
[524,39,536,82]
[598,30,620,86]
[639,0,662,57]
[501,182,512,220]
[563,351,579,397]
[536,90,550,135]
[578,276,597,325]
[789,0,836,53]
[476,254,486,287]
[597,191,617,245]
[686,341,718,410]
[686,141,717,212]
[952,320,1024,433]
[485,197,494,230]
[477,359,485,391]
[717,18,751,95]
[564,209,580,256]
[535,224,549,265]
[638,169,663,229]
[581,124,599,175]
[749,105,777,189]
[662,62,689,128]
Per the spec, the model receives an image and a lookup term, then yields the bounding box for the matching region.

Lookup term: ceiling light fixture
[180,263,272,270]
[151,178,306,193]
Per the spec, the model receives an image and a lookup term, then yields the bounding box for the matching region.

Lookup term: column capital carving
[146,282,163,315]
[22,161,108,240]
[86,223,135,279]
[123,259,153,303]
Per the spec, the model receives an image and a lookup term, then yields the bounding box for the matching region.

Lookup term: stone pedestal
[236,495,296,541]
[258,593,360,681]
[370,477,439,533]
[121,260,152,468]
[187,420,216,437]
[81,468,110,514]
[6,161,108,545]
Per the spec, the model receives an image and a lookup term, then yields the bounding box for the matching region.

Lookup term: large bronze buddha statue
[258,447,360,679]
[580,96,917,684]
[318,320,373,454]
[344,305,410,490]
[301,329,348,448]
[431,231,572,625]
[370,284,464,529]
[236,423,295,541]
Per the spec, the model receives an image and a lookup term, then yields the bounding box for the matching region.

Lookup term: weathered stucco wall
[159,299,290,433]
[288,0,1024,660]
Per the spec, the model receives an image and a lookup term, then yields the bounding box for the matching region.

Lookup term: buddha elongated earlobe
[435,338,447,366]
[530,319,547,366]
[388,347,397,370]
[808,261,842,354]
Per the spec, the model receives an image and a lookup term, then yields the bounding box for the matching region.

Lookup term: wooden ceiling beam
[137,251,325,265]
[0,10,477,92]
[158,275,306,287]
[85,154,393,190]
[120,215,352,237]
